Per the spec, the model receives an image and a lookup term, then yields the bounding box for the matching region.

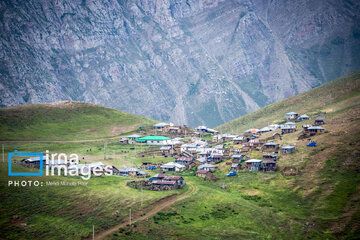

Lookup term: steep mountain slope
[1,0,360,127]
[0,101,155,140]
[216,70,360,133]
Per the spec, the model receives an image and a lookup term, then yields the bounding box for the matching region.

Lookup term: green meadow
[0,101,156,141]
[0,162,183,240]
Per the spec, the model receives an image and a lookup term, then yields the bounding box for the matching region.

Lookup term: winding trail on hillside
[88,182,197,240]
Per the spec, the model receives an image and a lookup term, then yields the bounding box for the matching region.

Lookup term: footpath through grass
[0,162,177,240]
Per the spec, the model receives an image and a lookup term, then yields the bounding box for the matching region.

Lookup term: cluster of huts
[137,136,225,180]
[119,134,143,144]
[280,112,325,136]
[119,111,323,179]
[228,153,278,172]
[202,111,324,174]
[151,123,221,137]
[153,122,193,136]
[127,173,185,191]
[158,141,225,173]
[120,135,173,146]
[117,168,146,177]
[194,126,219,135]
[18,110,327,191]
[222,112,325,145]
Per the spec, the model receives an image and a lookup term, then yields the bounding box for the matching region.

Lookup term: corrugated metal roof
[264,142,279,146]
[262,159,276,164]
[281,126,296,129]
[160,146,171,150]
[281,145,295,149]
[152,173,168,178]
[128,134,142,138]
[136,136,171,142]
[195,157,207,163]
[153,122,169,127]
[233,136,244,140]
[160,162,185,168]
[176,157,192,161]
[199,163,215,169]
[24,156,43,162]
[308,126,325,130]
[245,159,262,163]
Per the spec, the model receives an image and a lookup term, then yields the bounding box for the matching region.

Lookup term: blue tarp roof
[307,142,317,147]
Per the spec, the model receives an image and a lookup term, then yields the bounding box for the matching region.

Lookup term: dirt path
[90,183,197,240]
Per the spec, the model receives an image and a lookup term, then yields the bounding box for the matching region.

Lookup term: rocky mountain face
[1,0,360,127]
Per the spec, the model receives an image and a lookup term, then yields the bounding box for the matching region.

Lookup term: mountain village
[3,70,359,240]
[18,111,326,191]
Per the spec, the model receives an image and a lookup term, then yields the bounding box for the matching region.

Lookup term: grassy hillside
[1,72,360,240]
[107,71,360,239]
[216,71,360,133]
[0,140,179,240]
[0,101,156,141]
[0,163,181,240]
[109,124,360,240]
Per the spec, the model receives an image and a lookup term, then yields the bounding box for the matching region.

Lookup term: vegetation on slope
[216,71,360,133]
[1,72,360,240]
[110,128,360,239]
[108,71,360,239]
[0,163,180,240]
[0,140,180,240]
[0,101,156,141]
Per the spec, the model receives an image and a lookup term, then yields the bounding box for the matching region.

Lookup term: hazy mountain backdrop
[1,0,360,127]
